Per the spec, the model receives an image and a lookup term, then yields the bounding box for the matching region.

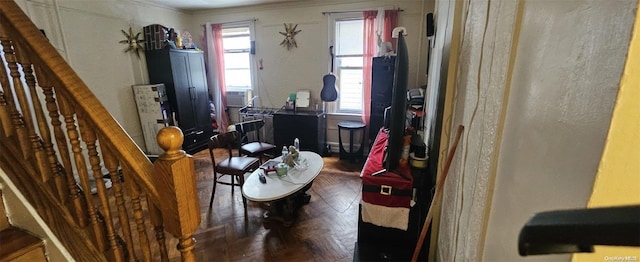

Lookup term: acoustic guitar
[321,46,338,102]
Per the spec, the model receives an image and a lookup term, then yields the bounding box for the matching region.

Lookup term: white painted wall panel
[484,0,636,261]
[435,0,636,261]
[437,0,520,260]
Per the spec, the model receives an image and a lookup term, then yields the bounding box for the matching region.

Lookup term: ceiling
[144,0,301,11]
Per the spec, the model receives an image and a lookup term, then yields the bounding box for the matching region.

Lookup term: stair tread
[0,227,44,261]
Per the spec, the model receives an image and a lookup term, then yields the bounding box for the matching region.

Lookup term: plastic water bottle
[294,138,300,151]
[281,146,288,159]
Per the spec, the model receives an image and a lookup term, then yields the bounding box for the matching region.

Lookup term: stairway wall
[0,169,74,261]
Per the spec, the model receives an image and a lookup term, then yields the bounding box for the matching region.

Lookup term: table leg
[349,130,355,162]
[262,182,314,228]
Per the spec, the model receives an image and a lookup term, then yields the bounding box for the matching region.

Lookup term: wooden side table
[338,121,366,163]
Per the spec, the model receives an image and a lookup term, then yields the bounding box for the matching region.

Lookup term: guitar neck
[331,59,334,73]
[330,45,335,73]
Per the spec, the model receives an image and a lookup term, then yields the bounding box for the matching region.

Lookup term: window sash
[332,17,365,113]
[221,26,253,92]
[336,67,363,112]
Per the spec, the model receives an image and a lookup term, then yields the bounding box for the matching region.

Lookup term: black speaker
[426,13,434,37]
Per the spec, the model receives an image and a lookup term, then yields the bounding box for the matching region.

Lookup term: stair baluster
[0,1,203,260]
[102,145,137,261]
[123,164,153,261]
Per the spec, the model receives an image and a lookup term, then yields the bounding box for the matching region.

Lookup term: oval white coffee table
[242,151,323,226]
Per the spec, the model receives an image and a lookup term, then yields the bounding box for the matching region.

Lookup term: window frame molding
[327,12,365,114]
[221,22,256,93]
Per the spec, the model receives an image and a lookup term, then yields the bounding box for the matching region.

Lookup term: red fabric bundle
[360,128,413,208]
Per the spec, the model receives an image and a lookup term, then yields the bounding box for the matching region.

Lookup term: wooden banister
[0,1,202,261]
[154,127,201,261]
[0,0,160,203]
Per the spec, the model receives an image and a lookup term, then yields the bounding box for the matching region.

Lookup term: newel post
[153,126,201,261]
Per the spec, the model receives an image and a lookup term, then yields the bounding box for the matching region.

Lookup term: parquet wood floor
[187,149,364,262]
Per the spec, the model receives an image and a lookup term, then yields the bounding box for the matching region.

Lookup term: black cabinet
[273,111,326,154]
[369,56,396,143]
[145,48,214,154]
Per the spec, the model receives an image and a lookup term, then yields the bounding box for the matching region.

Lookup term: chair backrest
[208,131,239,164]
[235,119,265,144]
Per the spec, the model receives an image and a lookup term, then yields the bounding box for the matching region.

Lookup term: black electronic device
[258,173,267,184]
[385,32,409,171]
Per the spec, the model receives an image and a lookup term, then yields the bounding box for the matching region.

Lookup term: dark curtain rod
[322,8,403,15]
[201,18,257,27]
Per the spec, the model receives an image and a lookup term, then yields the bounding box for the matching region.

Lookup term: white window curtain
[205,22,228,132]
[204,20,255,131]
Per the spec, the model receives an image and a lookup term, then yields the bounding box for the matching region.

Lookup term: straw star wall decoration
[119,27,145,57]
[279,23,301,50]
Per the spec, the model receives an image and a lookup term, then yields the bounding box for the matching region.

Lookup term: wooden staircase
[0,1,203,260]
[0,190,47,262]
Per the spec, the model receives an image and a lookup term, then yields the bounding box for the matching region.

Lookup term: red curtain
[362,10,377,126]
[384,10,398,51]
[212,24,229,131]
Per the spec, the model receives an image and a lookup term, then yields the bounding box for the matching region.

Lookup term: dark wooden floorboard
[188,149,363,262]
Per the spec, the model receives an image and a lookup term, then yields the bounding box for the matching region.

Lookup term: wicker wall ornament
[279,23,301,50]
[119,27,145,57]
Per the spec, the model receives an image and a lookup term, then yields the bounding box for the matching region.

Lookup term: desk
[242,151,323,226]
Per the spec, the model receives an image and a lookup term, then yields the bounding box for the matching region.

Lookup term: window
[222,27,253,91]
[332,16,364,113]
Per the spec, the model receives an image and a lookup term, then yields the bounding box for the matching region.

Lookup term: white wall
[485,0,636,261]
[189,0,429,109]
[434,0,637,261]
[436,0,521,260]
[187,0,431,145]
[17,0,190,152]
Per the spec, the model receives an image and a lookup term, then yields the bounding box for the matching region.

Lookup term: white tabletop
[242,151,323,202]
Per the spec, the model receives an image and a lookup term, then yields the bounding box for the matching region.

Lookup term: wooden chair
[208,131,260,214]
[235,119,276,163]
